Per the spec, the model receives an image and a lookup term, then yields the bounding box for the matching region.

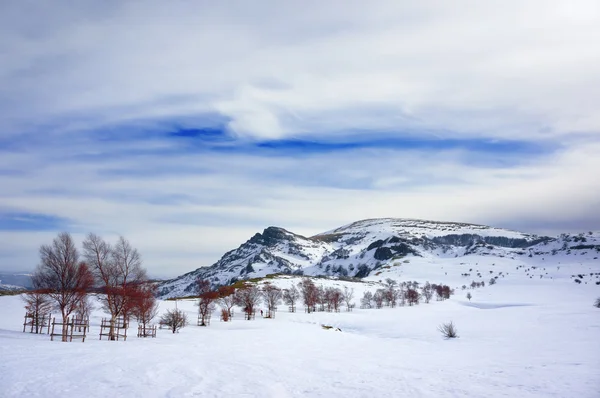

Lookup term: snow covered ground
[1,267,599,397]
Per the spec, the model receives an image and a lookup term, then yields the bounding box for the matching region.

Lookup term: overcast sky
[1,1,599,278]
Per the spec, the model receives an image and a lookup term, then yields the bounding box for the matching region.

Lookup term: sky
[1,1,600,278]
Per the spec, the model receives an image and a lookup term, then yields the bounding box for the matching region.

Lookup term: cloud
[0,1,599,276]
[2,1,600,139]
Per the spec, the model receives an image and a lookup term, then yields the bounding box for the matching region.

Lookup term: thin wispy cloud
[1,1,599,276]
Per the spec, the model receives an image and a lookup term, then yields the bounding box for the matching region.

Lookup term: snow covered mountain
[158,218,600,298]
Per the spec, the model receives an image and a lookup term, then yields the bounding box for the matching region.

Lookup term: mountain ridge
[157,218,599,298]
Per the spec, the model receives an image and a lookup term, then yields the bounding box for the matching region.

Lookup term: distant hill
[0,272,33,290]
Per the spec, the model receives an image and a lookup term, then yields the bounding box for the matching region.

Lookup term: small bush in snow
[160,309,188,333]
[220,308,230,322]
[438,321,458,338]
[466,292,472,301]
[594,298,600,308]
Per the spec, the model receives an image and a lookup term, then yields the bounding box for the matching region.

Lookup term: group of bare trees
[297,278,354,313]
[26,232,155,341]
[192,278,353,322]
[361,280,453,309]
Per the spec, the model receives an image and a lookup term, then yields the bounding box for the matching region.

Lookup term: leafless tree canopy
[33,232,94,341]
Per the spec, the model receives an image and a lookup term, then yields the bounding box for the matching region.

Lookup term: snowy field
[2,269,599,398]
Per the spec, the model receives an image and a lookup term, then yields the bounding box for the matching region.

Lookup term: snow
[1,265,599,397]
[320,218,536,240]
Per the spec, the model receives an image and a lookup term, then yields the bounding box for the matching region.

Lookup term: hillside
[158,218,600,298]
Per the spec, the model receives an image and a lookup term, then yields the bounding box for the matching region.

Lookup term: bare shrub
[438,321,458,338]
[594,297,600,308]
[466,292,472,301]
[160,309,188,333]
[220,308,230,322]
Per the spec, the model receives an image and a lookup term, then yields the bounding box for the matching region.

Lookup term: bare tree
[83,233,147,339]
[373,289,385,309]
[217,286,236,318]
[298,278,319,313]
[399,283,406,306]
[342,286,354,311]
[320,287,343,312]
[406,288,420,306]
[283,285,300,312]
[235,284,262,320]
[383,279,398,307]
[196,279,217,326]
[442,285,452,299]
[421,282,433,304]
[132,283,159,330]
[75,294,94,320]
[33,232,94,341]
[262,283,282,318]
[316,285,326,311]
[22,291,53,333]
[466,292,472,301]
[361,291,373,309]
[435,284,444,301]
[160,309,188,333]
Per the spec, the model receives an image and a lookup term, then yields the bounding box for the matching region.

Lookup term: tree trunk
[110,314,117,340]
[61,310,68,342]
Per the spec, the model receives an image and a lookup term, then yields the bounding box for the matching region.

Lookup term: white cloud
[1,137,599,276]
[1,1,599,139]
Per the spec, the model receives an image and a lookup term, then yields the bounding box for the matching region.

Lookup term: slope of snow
[319,218,536,240]
[1,258,599,397]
